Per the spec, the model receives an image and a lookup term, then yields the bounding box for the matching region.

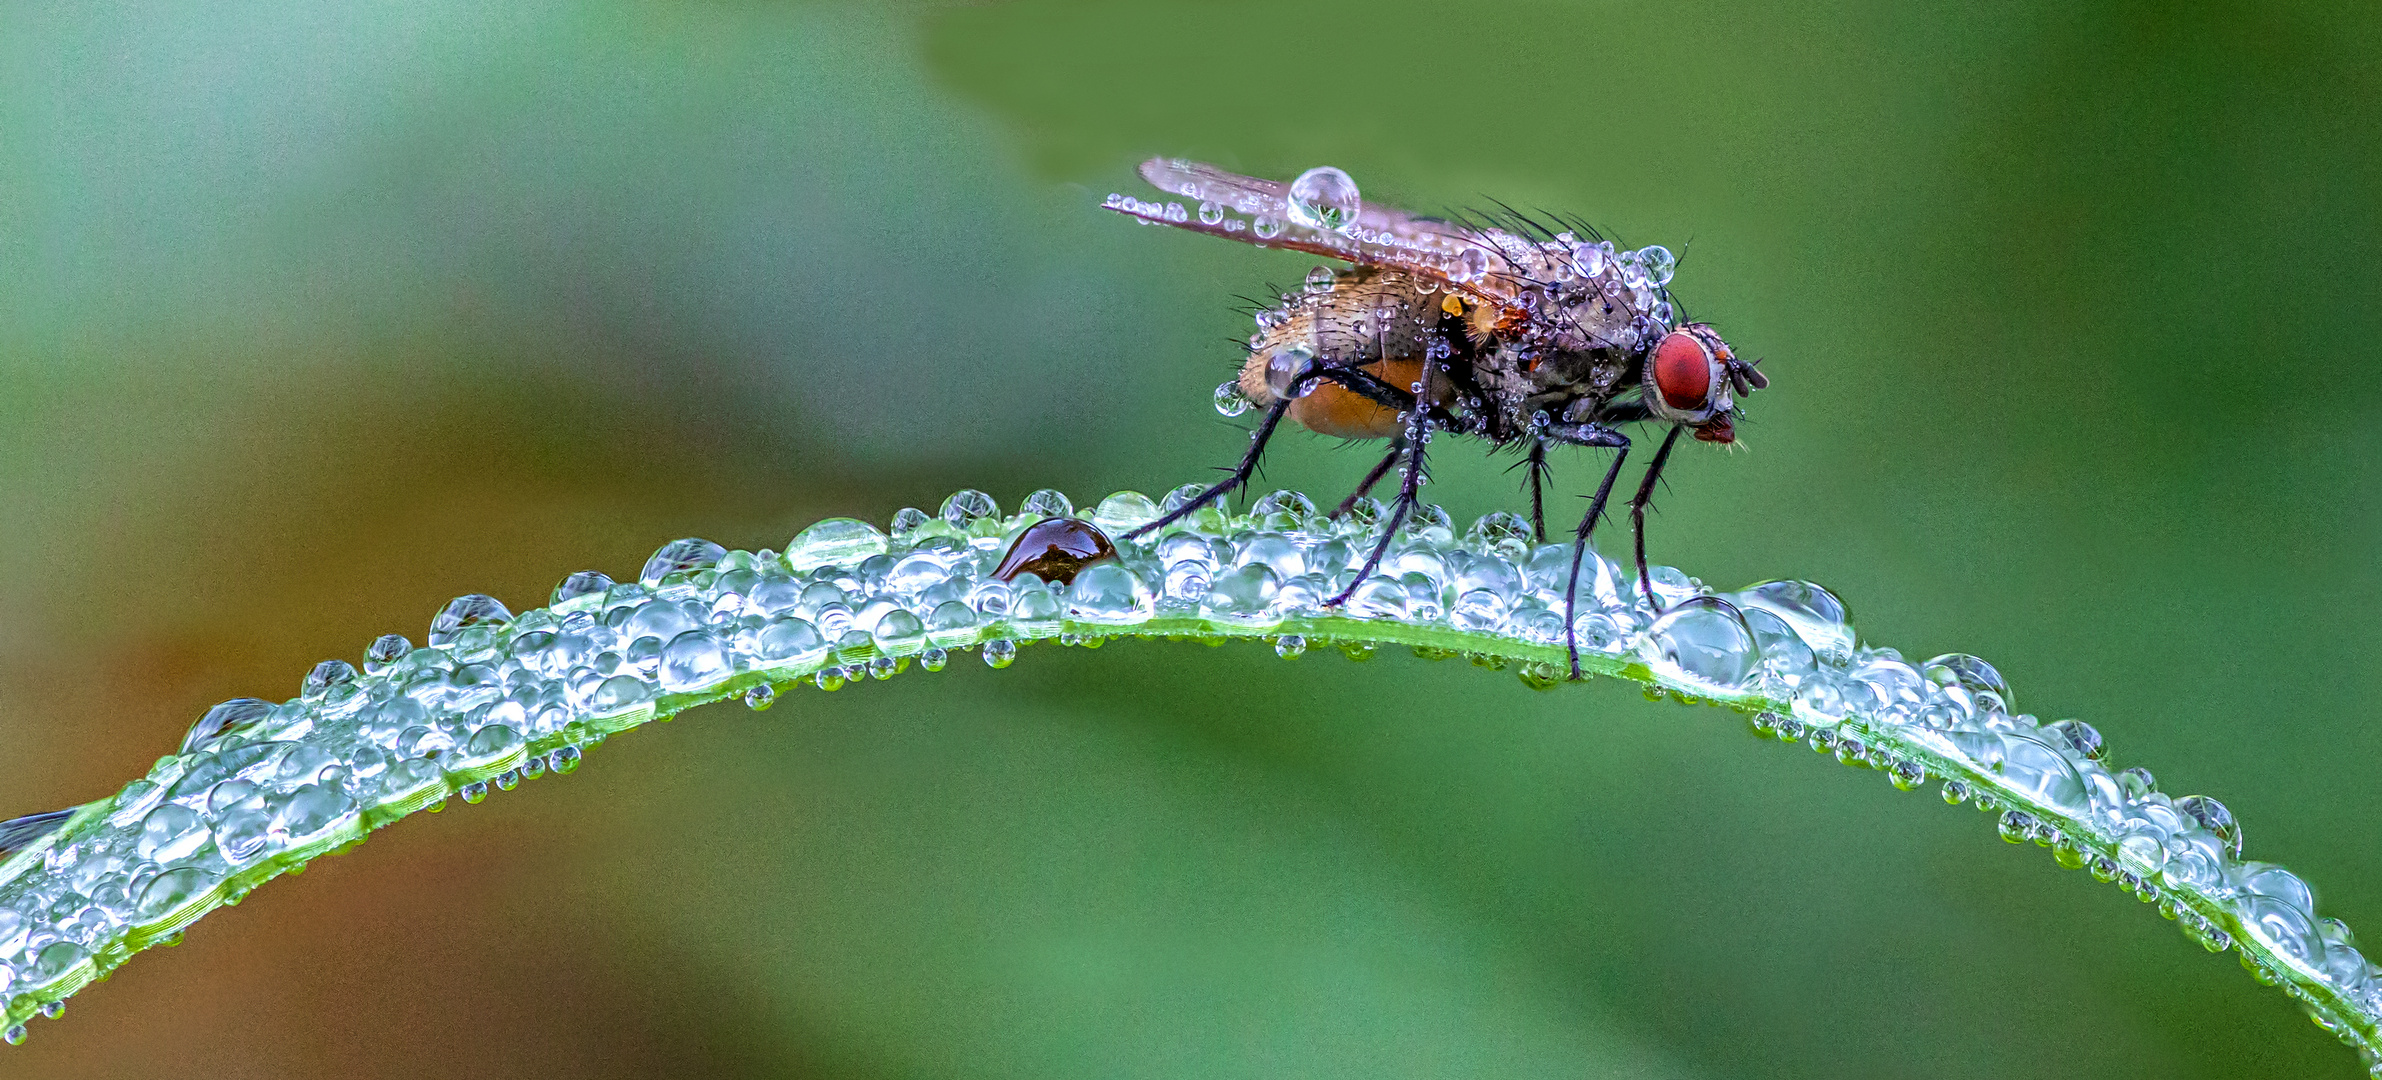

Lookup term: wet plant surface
[3,487,2376,1068]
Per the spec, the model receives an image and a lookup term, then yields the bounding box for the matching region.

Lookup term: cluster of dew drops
[0,485,2376,1056]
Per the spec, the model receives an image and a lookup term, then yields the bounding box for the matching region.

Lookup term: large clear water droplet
[2042,718,2105,760]
[1638,597,1757,690]
[1068,563,1154,623]
[1731,580,1854,666]
[659,630,731,692]
[183,698,273,754]
[2176,794,2243,857]
[1089,491,1159,534]
[641,538,727,587]
[939,489,1001,529]
[137,866,217,920]
[428,594,513,647]
[1214,380,1252,417]
[1287,166,1361,232]
[1924,653,2012,714]
[553,570,615,605]
[786,518,889,572]
[1020,489,1076,519]
[1636,245,1677,286]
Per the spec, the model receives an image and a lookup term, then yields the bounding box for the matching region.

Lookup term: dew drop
[888,507,932,542]
[552,571,614,605]
[429,594,513,648]
[1570,240,1610,278]
[983,639,1018,668]
[1214,380,1252,417]
[652,630,727,693]
[183,698,273,754]
[1252,216,1283,240]
[1068,562,1154,622]
[1088,491,1160,534]
[1197,200,1224,225]
[551,745,582,774]
[1636,245,1677,286]
[2176,794,2243,857]
[363,634,412,675]
[786,519,890,572]
[1274,634,1307,659]
[301,660,357,697]
[1455,247,1490,282]
[939,489,1001,529]
[995,518,1119,586]
[1638,598,1757,690]
[459,781,489,805]
[1924,653,2012,713]
[744,683,777,710]
[1020,489,1076,519]
[3,1025,22,1046]
[2042,718,2105,760]
[1287,166,1362,232]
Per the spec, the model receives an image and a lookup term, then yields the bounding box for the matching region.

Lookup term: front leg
[1545,422,1631,680]
[1628,426,1684,613]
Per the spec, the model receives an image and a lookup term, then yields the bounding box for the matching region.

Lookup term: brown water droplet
[993,518,1117,585]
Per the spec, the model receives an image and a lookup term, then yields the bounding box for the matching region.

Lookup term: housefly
[1104,158,1768,677]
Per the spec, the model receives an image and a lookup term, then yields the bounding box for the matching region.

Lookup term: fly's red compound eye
[1651,330,1714,411]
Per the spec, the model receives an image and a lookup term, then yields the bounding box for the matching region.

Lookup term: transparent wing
[1108,158,1539,304]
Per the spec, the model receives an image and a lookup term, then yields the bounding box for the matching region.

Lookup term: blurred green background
[2,0,2377,1076]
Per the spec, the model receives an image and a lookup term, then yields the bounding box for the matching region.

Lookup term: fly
[1103,158,1770,677]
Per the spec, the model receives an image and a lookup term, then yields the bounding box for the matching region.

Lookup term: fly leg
[1126,364,1407,541]
[1333,439,1405,518]
[1325,355,1439,608]
[1525,440,1551,542]
[1546,422,1631,680]
[1628,426,1684,613]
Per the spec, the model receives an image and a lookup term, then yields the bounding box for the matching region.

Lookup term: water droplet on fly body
[1454,247,1490,282]
[786,519,889,572]
[1636,245,1677,286]
[1089,491,1160,534]
[1214,380,1252,417]
[2042,719,2105,760]
[1638,597,1758,691]
[641,538,727,588]
[1287,166,1362,232]
[428,594,513,648]
[982,639,1018,668]
[1266,344,1319,399]
[1304,265,1337,293]
[939,489,1001,529]
[552,570,614,605]
[363,634,412,675]
[1570,240,1610,278]
[994,518,1118,585]
[183,698,273,754]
